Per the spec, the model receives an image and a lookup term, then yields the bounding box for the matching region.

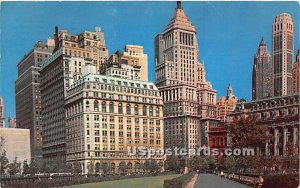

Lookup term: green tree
[118,161,126,174]
[100,161,110,174]
[22,160,30,174]
[149,160,160,173]
[229,116,273,151]
[0,150,9,174]
[29,160,38,174]
[165,155,181,172]
[7,157,21,175]
[72,162,82,175]
[88,158,95,175]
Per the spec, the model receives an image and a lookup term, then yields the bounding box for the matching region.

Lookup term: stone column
[293,127,298,154]
[283,127,287,156]
[274,128,278,156]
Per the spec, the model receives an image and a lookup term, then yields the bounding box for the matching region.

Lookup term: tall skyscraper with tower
[155,1,217,150]
[272,13,294,96]
[252,37,273,100]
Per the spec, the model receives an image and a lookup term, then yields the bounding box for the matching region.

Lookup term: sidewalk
[184,174,198,188]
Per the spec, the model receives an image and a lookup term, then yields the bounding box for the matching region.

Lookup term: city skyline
[1,1,299,125]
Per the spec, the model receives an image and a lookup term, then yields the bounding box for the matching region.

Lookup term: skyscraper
[40,26,108,165]
[15,40,55,160]
[0,96,4,128]
[155,1,217,150]
[272,13,294,96]
[293,49,299,94]
[252,37,272,100]
[216,84,238,122]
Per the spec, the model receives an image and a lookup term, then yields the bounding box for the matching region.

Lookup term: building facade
[40,26,109,165]
[0,128,31,163]
[15,40,54,159]
[65,70,164,174]
[252,38,273,100]
[293,49,299,94]
[0,96,4,128]
[216,84,238,122]
[228,94,299,156]
[155,1,217,150]
[101,45,148,81]
[8,118,17,128]
[272,13,294,96]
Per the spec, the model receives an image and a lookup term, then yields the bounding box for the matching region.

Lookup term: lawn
[61,174,180,188]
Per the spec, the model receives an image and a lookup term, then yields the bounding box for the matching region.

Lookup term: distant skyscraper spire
[177,1,182,9]
[253,37,272,100]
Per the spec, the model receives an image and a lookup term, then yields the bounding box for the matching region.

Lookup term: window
[149,106,154,116]
[126,104,131,115]
[94,100,99,111]
[109,102,114,113]
[86,100,90,109]
[118,103,123,114]
[102,101,107,112]
[156,107,160,117]
[134,105,139,115]
[143,105,147,116]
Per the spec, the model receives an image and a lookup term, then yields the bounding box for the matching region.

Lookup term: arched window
[134,105,139,115]
[94,100,99,111]
[109,102,114,113]
[143,105,147,116]
[102,101,106,112]
[156,107,160,117]
[126,104,131,115]
[149,106,153,116]
[118,103,123,114]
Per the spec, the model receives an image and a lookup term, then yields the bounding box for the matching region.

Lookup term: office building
[216,84,238,122]
[155,1,217,150]
[293,49,299,93]
[40,26,109,165]
[15,40,54,159]
[272,13,294,96]
[252,37,273,100]
[65,65,164,174]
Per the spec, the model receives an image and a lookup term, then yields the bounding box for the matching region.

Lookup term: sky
[0,1,299,125]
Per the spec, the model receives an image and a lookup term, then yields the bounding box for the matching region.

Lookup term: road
[193,174,251,188]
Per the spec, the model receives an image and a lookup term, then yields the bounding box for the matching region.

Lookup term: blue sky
[0,1,299,124]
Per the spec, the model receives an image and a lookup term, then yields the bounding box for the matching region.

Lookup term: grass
[61,174,181,188]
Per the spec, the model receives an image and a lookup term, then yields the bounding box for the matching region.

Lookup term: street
[193,174,251,188]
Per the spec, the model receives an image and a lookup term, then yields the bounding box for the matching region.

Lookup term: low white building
[0,128,31,163]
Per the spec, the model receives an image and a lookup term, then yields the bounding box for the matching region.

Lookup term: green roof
[69,73,159,91]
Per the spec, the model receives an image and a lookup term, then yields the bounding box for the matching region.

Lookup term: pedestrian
[220,171,224,178]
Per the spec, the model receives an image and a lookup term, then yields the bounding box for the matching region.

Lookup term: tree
[29,159,39,174]
[22,160,30,174]
[144,160,151,173]
[7,157,21,175]
[165,155,181,172]
[228,116,275,173]
[228,116,273,151]
[149,160,160,173]
[72,162,82,175]
[88,158,95,175]
[100,161,110,174]
[118,161,126,174]
[0,150,9,175]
